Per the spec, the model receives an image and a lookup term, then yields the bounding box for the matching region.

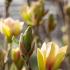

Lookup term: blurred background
[0,0,67,70]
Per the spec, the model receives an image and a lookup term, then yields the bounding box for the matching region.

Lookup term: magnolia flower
[37,42,67,70]
[0,18,24,42]
[20,0,46,26]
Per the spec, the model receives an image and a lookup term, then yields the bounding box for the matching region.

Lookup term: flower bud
[62,34,68,45]
[19,26,34,58]
[48,14,57,32]
[31,1,45,25]
[11,48,21,62]
[0,49,6,70]
[21,0,46,26]
[64,3,70,16]
[11,47,24,69]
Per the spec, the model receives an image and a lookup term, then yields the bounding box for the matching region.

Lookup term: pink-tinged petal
[4,18,15,27]
[3,18,24,36]
[46,42,59,70]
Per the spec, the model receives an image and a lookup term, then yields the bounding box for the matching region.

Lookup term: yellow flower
[20,0,45,26]
[37,42,67,70]
[0,18,24,42]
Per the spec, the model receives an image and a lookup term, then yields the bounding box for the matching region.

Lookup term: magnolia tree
[0,0,70,70]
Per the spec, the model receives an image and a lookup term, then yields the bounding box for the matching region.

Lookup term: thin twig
[5,0,12,17]
[65,14,70,70]
[26,59,32,70]
[5,43,12,70]
[27,0,31,6]
[58,1,65,21]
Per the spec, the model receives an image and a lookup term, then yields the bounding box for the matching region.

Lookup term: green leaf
[12,37,19,45]
[21,26,33,52]
[37,48,46,70]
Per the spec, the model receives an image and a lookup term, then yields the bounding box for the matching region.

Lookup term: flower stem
[67,18,70,62]
[65,15,70,70]
[5,43,12,70]
[26,59,32,70]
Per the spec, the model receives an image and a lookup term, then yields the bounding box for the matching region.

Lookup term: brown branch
[5,0,13,17]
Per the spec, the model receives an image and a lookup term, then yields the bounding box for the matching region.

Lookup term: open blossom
[37,42,67,70]
[0,18,24,42]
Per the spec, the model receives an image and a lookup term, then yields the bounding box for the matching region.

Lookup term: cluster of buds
[0,18,24,42]
[20,0,47,26]
[37,42,67,70]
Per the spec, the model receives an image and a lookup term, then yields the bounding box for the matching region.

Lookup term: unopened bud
[11,47,24,69]
[64,4,70,16]
[19,26,34,58]
[11,48,21,62]
[48,14,57,32]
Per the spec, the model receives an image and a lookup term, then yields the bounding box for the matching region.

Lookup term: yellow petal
[13,21,23,36]
[3,24,11,37]
[44,42,59,59]
[20,5,32,25]
[41,42,48,62]
[37,48,46,70]
[46,42,59,70]
[60,46,67,53]
[52,46,67,70]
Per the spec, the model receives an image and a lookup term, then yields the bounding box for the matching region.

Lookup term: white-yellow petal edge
[52,46,67,70]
